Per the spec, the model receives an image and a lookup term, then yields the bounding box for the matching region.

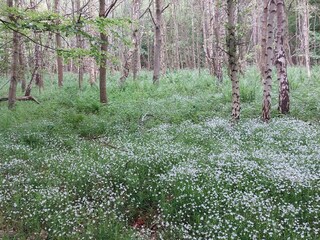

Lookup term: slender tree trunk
[160,17,167,74]
[54,0,63,87]
[276,0,290,114]
[99,0,108,103]
[227,0,240,121]
[30,0,43,92]
[172,0,180,69]
[76,0,84,89]
[34,33,43,91]
[301,0,311,77]
[18,35,26,92]
[259,0,268,80]
[88,0,97,86]
[153,0,162,84]
[202,0,214,75]
[132,0,141,80]
[191,3,196,69]
[262,0,276,122]
[213,0,223,82]
[8,0,19,109]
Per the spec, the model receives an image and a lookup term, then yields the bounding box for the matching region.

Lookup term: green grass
[0,67,319,239]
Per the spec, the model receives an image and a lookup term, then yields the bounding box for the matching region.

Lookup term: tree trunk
[99,0,108,103]
[34,33,44,91]
[88,0,97,86]
[18,35,26,92]
[213,0,223,82]
[259,0,268,80]
[153,0,162,84]
[54,0,63,87]
[227,0,240,121]
[202,0,214,75]
[7,0,19,109]
[132,0,141,80]
[301,0,311,78]
[276,0,290,114]
[191,3,196,69]
[76,0,84,89]
[262,0,276,122]
[172,0,180,69]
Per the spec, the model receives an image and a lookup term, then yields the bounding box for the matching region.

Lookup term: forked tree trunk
[99,0,108,103]
[262,0,276,122]
[276,0,290,114]
[54,0,63,87]
[7,0,18,109]
[227,0,240,121]
[153,0,162,84]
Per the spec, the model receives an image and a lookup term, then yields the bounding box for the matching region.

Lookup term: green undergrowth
[0,67,320,239]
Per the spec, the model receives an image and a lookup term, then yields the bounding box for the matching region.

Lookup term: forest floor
[0,68,319,239]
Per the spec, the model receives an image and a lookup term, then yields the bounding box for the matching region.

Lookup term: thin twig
[139,0,154,19]
[105,0,119,17]
[161,3,170,13]
[0,19,65,52]
[0,79,10,91]
[148,8,157,26]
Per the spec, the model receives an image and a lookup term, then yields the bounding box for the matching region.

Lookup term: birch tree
[132,0,141,80]
[300,0,311,77]
[227,0,240,121]
[152,0,162,84]
[262,0,276,122]
[276,0,289,114]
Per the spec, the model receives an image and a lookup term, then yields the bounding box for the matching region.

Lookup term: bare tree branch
[148,8,157,26]
[0,19,65,52]
[161,3,170,13]
[105,0,120,17]
[139,0,154,19]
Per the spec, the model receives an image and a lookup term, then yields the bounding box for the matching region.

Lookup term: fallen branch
[80,136,129,152]
[0,96,40,104]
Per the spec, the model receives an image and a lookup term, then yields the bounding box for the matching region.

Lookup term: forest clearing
[1,0,320,239]
[1,69,320,239]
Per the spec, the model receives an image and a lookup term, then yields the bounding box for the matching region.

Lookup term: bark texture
[276,0,290,114]
[301,0,311,77]
[153,0,162,84]
[227,0,240,121]
[76,0,84,89]
[99,0,108,103]
[7,0,19,109]
[54,0,63,87]
[262,0,276,122]
[132,0,141,80]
